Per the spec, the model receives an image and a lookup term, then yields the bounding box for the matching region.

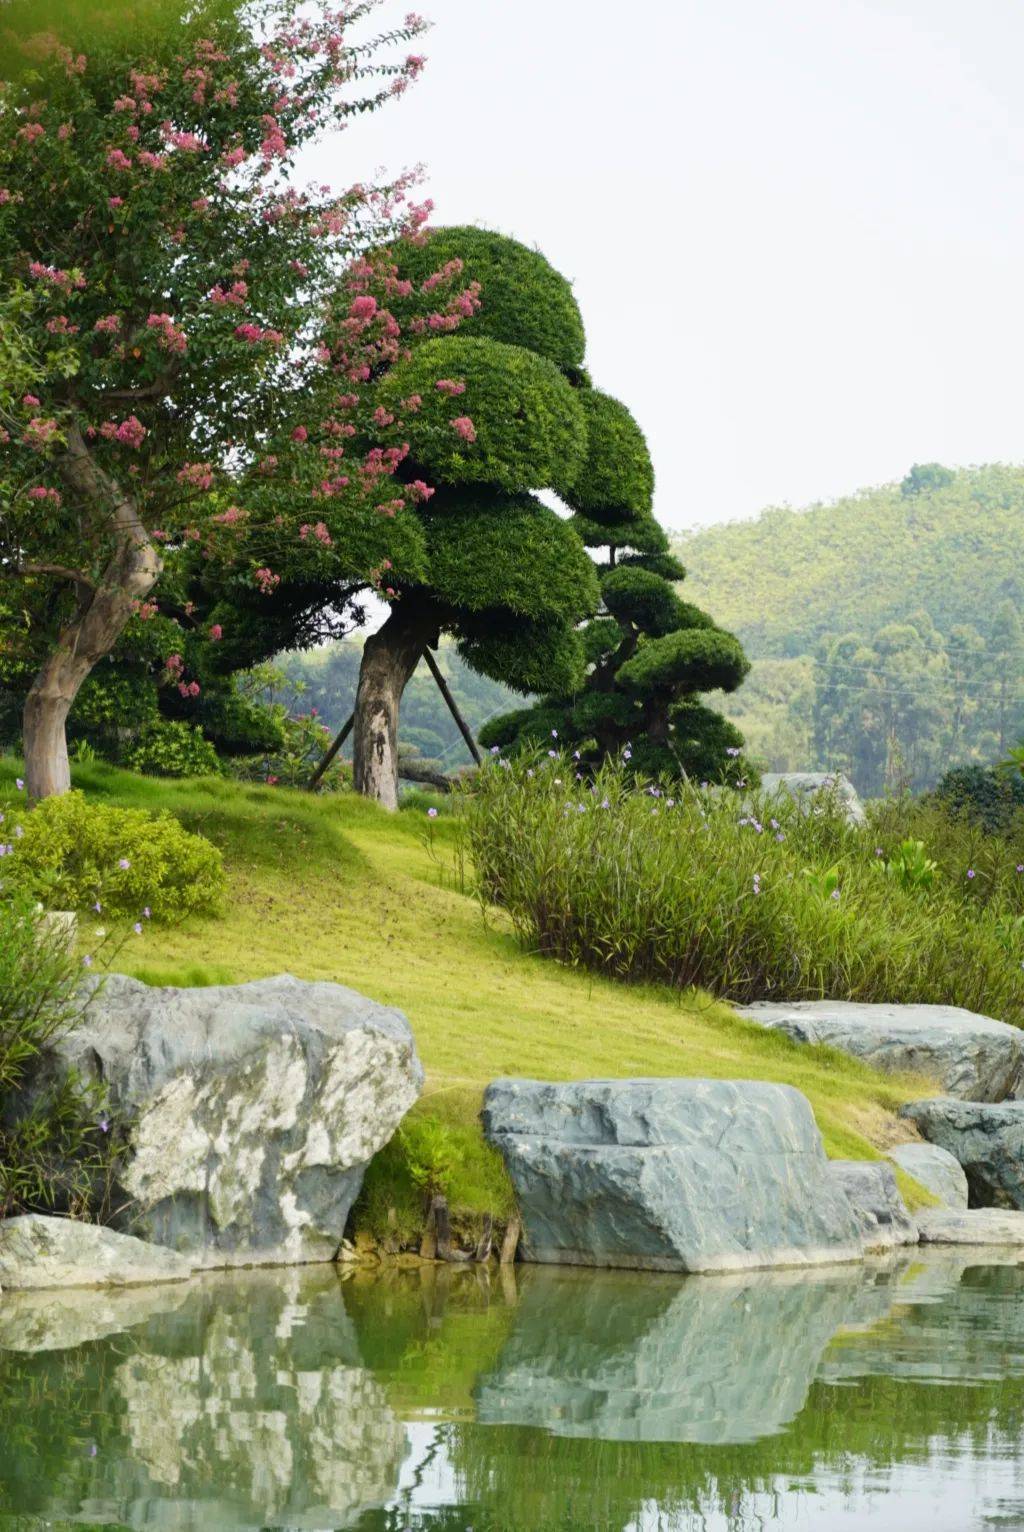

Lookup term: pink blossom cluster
[213,506,246,525]
[161,123,207,152]
[147,312,187,354]
[299,521,332,546]
[435,378,465,396]
[22,417,59,450]
[99,415,147,449]
[137,150,168,171]
[234,323,284,345]
[46,315,80,335]
[177,462,215,491]
[134,600,158,620]
[28,261,85,292]
[209,280,248,306]
[451,416,476,443]
[178,680,201,698]
[259,114,288,161]
[94,314,121,333]
[106,148,133,172]
[253,567,281,594]
[27,485,62,505]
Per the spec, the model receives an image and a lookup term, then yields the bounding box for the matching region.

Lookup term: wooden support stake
[474,1212,493,1264]
[499,1213,522,1265]
[308,710,354,791]
[433,1192,469,1262]
[419,1197,438,1260]
[421,646,482,766]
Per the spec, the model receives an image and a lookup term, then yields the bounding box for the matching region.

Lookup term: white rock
[0,1214,192,1290]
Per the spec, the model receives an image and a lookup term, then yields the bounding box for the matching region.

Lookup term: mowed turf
[0,761,937,1184]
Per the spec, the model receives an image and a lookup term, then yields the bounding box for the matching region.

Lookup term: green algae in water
[2,1256,1024,1529]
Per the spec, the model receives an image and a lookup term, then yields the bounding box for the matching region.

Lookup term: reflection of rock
[739,1002,1024,1101]
[827,1162,918,1250]
[3,1268,408,1530]
[483,1077,864,1272]
[901,1097,1024,1207]
[0,1280,191,1352]
[0,1214,192,1289]
[50,972,423,1267]
[886,1142,969,1209]
[475,1264,895,1444]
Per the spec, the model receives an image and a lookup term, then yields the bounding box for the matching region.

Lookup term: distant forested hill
[673,464,1024,793]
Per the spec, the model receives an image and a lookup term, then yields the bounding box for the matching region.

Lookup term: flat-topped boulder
[916,1208,1024,1246]
[40,973,423,1268]
[482,1078,865,1274]
[737,1000,1024,1102]
[0,1215,192,1290]
[827,1162,918,1250]
[886,1142,969,1210]
[759,771,866,826]
[901,1097,1024,1209]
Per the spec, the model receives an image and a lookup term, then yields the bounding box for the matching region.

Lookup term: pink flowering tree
[0,0,440,798]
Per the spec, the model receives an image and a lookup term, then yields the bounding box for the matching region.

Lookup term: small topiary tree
[480,389,752,783]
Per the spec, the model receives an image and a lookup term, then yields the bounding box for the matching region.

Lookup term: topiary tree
[0,0,437,799]
[479,388,752,783]
[317,227,603,807]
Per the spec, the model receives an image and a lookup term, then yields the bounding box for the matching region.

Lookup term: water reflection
[1,1255,1024,1530]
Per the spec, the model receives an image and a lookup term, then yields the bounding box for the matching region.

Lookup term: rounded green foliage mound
[669,700,748,782]
[391,225,586,370]
[618,627,749,695]
[570,512,669,555]
[568,690,640,733]
[124,721,222,779]
[479,704,564,751]
[458,620,585,696]
[932,765,1024,833]
[2,791,225,920]
[376,337,586,494]
[619,550,687,582]
[582,617,623,664]
[600,566,683,637]
[563,390,654,520]
[425,492,599,623]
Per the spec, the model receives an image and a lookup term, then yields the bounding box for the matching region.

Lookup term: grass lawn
[0,760,938,1228]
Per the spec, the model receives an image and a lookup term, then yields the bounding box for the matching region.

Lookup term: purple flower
[98,1118,109,1134]
[13,824,22,839]
[118,857,130,870]
[967,869,976,879]
[143,906,151,919]
[551,729,558,739]
[622,748,632,761]
[875,848,884,857]
[725,746,741,757]
[490,745,499,755]
[133,922,143,935]
[82,954,93,968]
[14,778,23,791]
[548,749,557,759]
[831,888,841,901]
[427,807,438,819]
[93,901,102,913]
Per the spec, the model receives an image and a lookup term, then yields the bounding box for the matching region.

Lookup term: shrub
[933,765,1024,833]
[124,720,223,779]
[459,755,1024,1021]
[563,389,655,518]
[0,894,115,1219]
[2,790,225,920]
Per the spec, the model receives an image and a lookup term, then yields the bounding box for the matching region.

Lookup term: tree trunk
[352,604,438,809]
[22,426,162,800]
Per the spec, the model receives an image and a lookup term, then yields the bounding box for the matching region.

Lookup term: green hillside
[674,464,1024,789]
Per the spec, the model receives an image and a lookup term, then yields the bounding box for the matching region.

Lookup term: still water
[2,1254,1024,1530]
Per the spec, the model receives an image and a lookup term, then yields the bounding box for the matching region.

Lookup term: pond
[1,1253,1024,1530]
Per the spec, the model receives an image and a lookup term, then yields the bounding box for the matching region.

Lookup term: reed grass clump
[461,755,1024,1020]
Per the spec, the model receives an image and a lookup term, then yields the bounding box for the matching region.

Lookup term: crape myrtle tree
[478,388,752,783]
[0,0,448,799]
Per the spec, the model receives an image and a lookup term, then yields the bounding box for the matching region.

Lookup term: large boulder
[916,1208,1024,1246]
[901,1097,1024,1209]
[759,771,866,826]
[737,1000,1024,1102]
[886,1141,969,1210]
[827,1162,918,1250]
[46,973,423,1268]
[482,1078,865,1273]
[0,1214,192,1290]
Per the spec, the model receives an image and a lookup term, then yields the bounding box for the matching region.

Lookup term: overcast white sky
[308,0,1024,531]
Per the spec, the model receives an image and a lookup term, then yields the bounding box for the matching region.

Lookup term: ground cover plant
[461,754,1024,1022]
[0,756,947,1243]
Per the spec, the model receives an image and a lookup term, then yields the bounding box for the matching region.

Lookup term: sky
[307,0,1024,531]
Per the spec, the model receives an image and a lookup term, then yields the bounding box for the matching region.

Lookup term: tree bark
[21,425,162,800]
[352,603,438,809]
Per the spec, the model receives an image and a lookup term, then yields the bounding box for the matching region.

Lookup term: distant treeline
[674,464,1024,794]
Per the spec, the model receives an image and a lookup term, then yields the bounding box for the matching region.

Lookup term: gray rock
[738,1000,1024,1102]
[886,1141,969,1210]
[482,1077,865,1274]
[901,1097,1024,1209]
[0,1214,192,1290]
[916,1208,1024,1246]
[48,972,423,1268]
[759,771,866,826]
[828,1161,918,1249]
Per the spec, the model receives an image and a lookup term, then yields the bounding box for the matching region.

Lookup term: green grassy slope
[673,463,1024,658]
[0,761,938,1226]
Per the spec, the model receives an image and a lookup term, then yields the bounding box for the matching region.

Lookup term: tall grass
[461,756,1024,1021]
